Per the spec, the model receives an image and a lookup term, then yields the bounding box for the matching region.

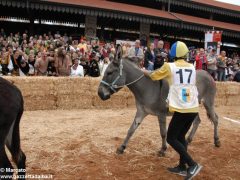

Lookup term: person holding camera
[216,51,227,81]
[154,40,168,69]
[206,48,217,80]
[89,52,100,77]
[8,50,29,76]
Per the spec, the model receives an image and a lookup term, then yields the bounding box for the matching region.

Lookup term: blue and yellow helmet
[170,41,189,59]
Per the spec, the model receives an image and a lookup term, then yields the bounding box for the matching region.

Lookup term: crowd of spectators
[0,28,239,82]
[144,42,240,82]
[0,28,115,77]
[187,48,240,82]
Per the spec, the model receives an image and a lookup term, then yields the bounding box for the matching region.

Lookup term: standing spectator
[89,54,100,77]
[0,28,6,37]
[20,33,28,45]
[154,51,168,70]
[55,47,72,76]
[77,38,87,54]
[121,43,127,58]
[98,57,104,75]
[70,58,84,77]
[28,53,36,76]
[144,43,155,71]
[80,57,89,76]
[0,51,10,75]
[35,50,54,76]
[188,48,197,65]
[47,48,57,76]
[109,48,115,61]
[101,57,110,76]
[226,58,234,81]
[154,40,164,54]
[8,50,29,76]
[13,33,20,44]
[217,51,227,81]
[195,48,207,70]
[206,49,217,80]
[154,40,167,69]
[7,33,14,44]
[127,40,144,65]
[232,65,240,82]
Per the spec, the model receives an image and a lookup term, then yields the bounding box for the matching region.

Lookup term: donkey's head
[98,45,127,100]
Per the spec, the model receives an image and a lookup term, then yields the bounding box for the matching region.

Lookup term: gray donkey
[98,46,220,156]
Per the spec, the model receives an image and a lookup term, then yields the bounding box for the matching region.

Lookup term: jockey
[142,41,202,180]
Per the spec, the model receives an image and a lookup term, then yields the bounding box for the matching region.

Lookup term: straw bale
[2,77,240,110]
[54,77,91,95]
[214,96,227,107]
[4,77,57,110]
[55,77,92,109]
[215,82,240,106]
[4,77,55,96]
[225,82,240,95]
[24,96,57,111]
[57,94,92,109]
[216,82,227,97]
[225,96,240,106]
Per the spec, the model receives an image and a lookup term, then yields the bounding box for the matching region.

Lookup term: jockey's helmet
[170,41,189,60]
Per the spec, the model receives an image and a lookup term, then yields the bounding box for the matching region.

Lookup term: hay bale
[55,77,92,109]
[57,94,92,109]
[3,77,57,110]
[2,77,239,110]
[54,77,90,95]
[24,96,57,111]
[215,82,240,107]
[216,82,227,97]
[225,82,240,95]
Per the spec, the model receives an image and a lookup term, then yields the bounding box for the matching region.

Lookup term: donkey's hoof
[215,140,221,147]
[186,138,192,145]
[157,150,165,157]
[116,147,124,154]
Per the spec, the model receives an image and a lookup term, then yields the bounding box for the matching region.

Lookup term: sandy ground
[12,106,240,180]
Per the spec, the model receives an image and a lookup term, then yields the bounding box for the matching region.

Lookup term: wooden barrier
[3,77,240,111]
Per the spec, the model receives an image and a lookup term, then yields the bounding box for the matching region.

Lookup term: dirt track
[16,106,240,180]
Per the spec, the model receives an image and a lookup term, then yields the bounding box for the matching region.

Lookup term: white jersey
[168,63,199,110]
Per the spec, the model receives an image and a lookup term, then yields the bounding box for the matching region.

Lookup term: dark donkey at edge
[98,46,220,156]
[0,77,26,179]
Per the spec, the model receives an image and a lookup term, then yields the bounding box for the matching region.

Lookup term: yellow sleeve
[149,62,171,81]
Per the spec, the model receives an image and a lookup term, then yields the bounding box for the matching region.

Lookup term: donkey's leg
[213,113,220,147]
[0,126,14,179]
[203,102,220,147]
[0,146,14,179]
[116,110,147,154]
[6,112,26,179]
[187,114,201,144]
[157,114,167,157]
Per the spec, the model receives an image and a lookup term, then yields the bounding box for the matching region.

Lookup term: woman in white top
[71,58,84,77]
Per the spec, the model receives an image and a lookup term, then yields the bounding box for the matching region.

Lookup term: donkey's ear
[113,44,122,64]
